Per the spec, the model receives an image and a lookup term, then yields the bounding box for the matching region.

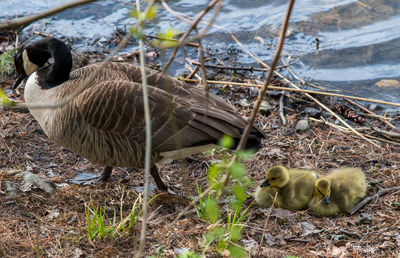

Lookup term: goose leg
[150,165,168,191]
[99,166,113,181]
[67,166,113,185]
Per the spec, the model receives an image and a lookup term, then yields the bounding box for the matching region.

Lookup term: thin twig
[344,98,397,131]
[185,63,202,81]
[136,1,156,257]
[35,216,41,257]
[310,117,400,145]
[371,127,400,139]
[278,61,380,147]
[143,34,199,47]
[0,0,97,30]
[349,186,400,215]
[187,59,287,72]
[279,94,286,125]
[182,79,400,108]
[161,0,222,74]
[237,0,296,150]
[195,28,209,92]
[281,56,330,92]
[257,192,278,256]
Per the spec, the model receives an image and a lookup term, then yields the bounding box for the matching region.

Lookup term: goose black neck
[32,38,73,89]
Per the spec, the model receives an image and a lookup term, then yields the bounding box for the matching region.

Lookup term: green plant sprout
[85,193,158,241]
[187,135,255,257]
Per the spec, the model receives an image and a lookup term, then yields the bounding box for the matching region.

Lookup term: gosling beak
[12,74,25,90]
[260,180,270,188]
[323,196,330,205]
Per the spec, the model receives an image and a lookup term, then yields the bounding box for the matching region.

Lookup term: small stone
[295,119,310,133]
[238,98,250,107]
[4,181,18,196]
[375,79,400,89]
[22,172,57,194]
[358,213,372,224]
[259,100,274,115]
[304,107,321,118]
[146,51,158,60]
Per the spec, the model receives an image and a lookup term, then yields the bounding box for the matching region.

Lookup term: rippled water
[1,0,399,105]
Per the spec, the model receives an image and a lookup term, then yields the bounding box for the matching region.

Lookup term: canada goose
[13,38,265,190]
[255,165,320,210]
[308,167,367,216]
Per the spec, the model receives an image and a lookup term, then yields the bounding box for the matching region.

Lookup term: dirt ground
[1,32,400,257]
[1,69,400,257]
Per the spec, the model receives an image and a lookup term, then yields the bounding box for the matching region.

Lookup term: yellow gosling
[255,165,320,210]
[308,167,367,216]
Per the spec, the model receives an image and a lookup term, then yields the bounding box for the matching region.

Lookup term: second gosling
[308,167,367,216]
[255,165,320,210]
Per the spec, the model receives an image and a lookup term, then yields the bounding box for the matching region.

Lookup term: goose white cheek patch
[23,50,40,76]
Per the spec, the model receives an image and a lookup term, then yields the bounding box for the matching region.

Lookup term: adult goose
[13,37,265,190]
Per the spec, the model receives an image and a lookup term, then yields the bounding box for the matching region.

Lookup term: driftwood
[0,0,97,30]
[349,186,400,215]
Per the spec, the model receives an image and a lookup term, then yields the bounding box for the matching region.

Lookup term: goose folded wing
[75,81,244,152]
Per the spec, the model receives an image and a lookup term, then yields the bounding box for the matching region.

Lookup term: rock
[375,79,400,89]
[259,100,274,115]
[304,107,321,118]
[21,172,57,194]
[295,119,310,133]
[358,213,372,224]
[4,181,18,196]
[238,98,250,107]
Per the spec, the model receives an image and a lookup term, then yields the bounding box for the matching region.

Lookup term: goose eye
[270,177,276,180]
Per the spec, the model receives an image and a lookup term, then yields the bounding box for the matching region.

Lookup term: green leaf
[207,164,221,184]
[130,9,139,18]
[178,250,202,258]
[219,134,234,149]
[0,89,15,107]
[229,161,246,179]
[228,244,247,258]
[236,149,255,160]
[205,199,220,223]
[229,226,242,242]
[205,226,224,244]
[145,5,158,20]
[232,183,246,203]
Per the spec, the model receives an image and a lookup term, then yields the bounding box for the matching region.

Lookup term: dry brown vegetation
[1,67,399,256]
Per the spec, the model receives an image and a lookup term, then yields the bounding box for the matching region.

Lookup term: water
[1,0,399,105]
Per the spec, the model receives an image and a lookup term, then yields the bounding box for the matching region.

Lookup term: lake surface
[1,0,400,106]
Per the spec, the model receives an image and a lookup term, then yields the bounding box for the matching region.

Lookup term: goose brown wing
[74,80,247,152]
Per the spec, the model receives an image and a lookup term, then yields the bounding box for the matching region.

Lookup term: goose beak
[323,196,330,205]
[12,74,26,90]
[260,180,270,188]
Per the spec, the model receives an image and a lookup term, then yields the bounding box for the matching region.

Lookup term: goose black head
[13,38,72,89]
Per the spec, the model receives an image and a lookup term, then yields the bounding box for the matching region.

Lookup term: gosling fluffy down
[308,167,367,216]
[255,165,320,210]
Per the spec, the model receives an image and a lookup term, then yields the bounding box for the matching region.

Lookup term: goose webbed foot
[151,165,169,191]
[67,166,113,185]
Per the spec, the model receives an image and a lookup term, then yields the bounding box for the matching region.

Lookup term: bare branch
[161,0,222,74]
[136,1,156,256]
[349,186,400,215]
[182,78,400,108]
[0,0,97,30]
[236,0,296,150]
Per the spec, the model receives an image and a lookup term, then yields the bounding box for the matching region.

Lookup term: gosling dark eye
[270,177,276,180]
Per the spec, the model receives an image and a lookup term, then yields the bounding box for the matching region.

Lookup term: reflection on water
[1,0,399,103]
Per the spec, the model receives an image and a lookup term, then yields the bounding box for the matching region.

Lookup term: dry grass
[1,72,399,257]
